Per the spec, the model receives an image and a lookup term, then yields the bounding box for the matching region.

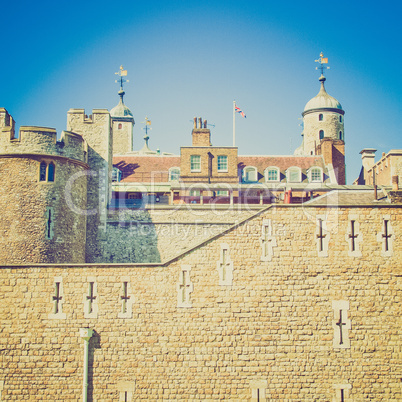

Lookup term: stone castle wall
[102,207,258,263]
[0,156,88,264]
[67,109,112,263]
[0,205,400,400]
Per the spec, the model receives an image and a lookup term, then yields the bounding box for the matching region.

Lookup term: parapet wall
[0,108,88,164]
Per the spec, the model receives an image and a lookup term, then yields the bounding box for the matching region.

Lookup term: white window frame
[217,155,228,172]
[242,166,258,183]
[308,166,323,183]
[190,155,201,172]
[286,166,301,183]
[169,167,180,181]
[264,166,280,182]
[112,167,122,182]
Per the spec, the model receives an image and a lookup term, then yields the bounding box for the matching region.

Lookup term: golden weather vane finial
[114,65,129,91]
[315,52,330,76]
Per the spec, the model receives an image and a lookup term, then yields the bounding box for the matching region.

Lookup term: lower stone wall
[102,206,258,263]
[0,205,401,400]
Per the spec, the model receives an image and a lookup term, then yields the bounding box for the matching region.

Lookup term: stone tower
[295,72,346,184]
[66,108,112,262]
[301,74,345,155]
[0,108,88,264]
[110,85,135,154]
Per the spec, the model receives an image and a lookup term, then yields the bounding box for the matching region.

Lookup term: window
[216,190,229,196]
[217,155,228,172]
[190,155,201,172]
[309,167,323,182]
[339,131,343,140]
[39,162,47,181]
[265,167,280,182]
[118,123,122,129]
[339,115,343,123]
[287,167,301,183]
[48,162,55,182]
[112,167,122,182]
[242,166,258,182]
[169,167,180,181]
[190,190,200,196]
[319,130,324,139]
[319,114,323,121]
[39,161,55,182]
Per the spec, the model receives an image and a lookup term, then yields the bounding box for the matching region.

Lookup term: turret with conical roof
[111,66,135,154]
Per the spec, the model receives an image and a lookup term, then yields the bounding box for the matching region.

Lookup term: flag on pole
[235,104,246,118]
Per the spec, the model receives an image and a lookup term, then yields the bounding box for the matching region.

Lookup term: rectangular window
[217,155,228,172]
[216,190,229,196]
[267,169,278,181]
[190,155,201,172]
[310,168,322,182]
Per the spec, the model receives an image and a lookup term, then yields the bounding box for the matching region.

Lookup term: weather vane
[115,65,129,91]
[142,116,152,137]
[315,52,330,75]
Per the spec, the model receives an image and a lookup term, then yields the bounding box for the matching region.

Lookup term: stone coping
[19,126,57,132]
[0,153,89,168]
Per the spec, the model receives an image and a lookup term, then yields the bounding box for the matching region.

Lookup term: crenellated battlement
[0,108,16,140]
[67,108,110,128]
[0,109,88,164]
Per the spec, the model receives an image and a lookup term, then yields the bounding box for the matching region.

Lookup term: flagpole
[233,100,236,147]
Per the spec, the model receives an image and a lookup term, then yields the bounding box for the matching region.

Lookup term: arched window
[48,162,55,182]
[118,123,122,129]
[339,131,343,140]
[242,166,258,182]
[319,114,323,121]
[319,130,324,139]
[309,167,323,182]
[39,162,47,181]
[169,167,180,181]
[286,167,301,183]
[264,166,280,182]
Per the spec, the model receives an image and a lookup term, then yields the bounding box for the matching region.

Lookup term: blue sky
[1,0,401,183]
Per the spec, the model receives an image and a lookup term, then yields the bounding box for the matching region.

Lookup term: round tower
[111,66,135,154]
[301,74,345,155]
[0,109,88,264]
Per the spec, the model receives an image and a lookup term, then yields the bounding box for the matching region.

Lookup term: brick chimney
[389,175,402,203]
[192,117,211,146]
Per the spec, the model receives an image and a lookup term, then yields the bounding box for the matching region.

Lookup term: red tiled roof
[238,155,325,171]
[113,155,180,182]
